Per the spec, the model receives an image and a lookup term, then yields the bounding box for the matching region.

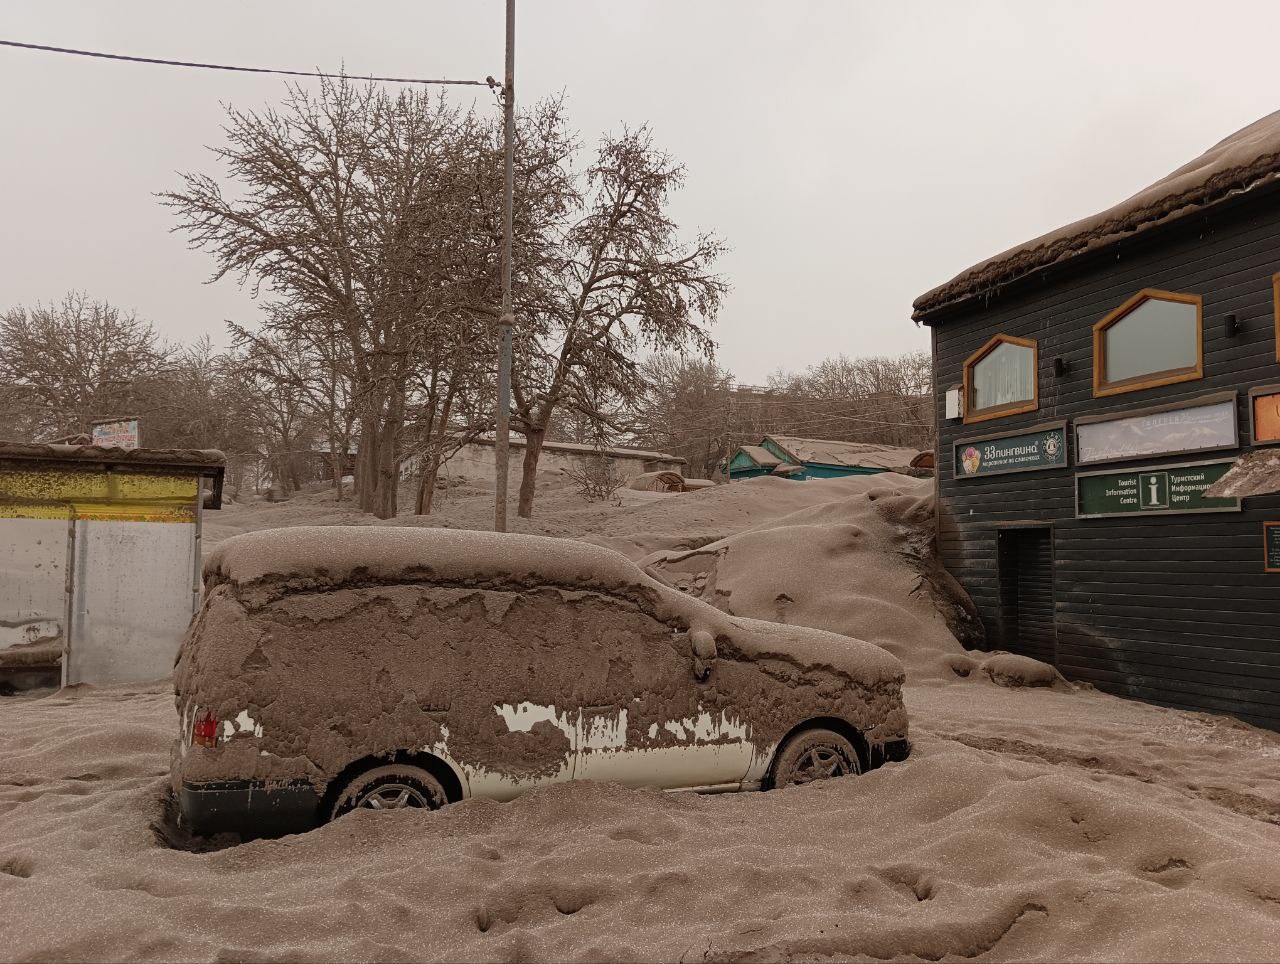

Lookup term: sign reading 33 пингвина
[1076,458,1240,518]
[954,423,1067,479]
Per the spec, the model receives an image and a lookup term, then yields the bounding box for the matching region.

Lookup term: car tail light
[192,710,220,749]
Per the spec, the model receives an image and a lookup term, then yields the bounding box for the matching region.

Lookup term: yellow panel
[0,470,198,523]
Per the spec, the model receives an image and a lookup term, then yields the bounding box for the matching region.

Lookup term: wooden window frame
[1092,288,1203,398]
[961,333,1039,425]
[1273,273,1280,364]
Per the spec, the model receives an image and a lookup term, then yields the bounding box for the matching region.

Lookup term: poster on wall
[954,422,1067,478]
[1075,396,1238,465]
[1251,387,1280,445]
[1076,458,1240,518]
[1266,522,1280,573]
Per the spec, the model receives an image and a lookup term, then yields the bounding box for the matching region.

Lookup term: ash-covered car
[172,526,910,837]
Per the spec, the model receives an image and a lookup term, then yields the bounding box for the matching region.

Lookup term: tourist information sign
[954,422,1068,479]
[1076,458,1240,518]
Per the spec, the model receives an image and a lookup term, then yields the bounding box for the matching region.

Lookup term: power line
[0,39,491,87]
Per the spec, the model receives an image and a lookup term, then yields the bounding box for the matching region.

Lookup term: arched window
[1093,289,1202,397]
[962,334,1038,424]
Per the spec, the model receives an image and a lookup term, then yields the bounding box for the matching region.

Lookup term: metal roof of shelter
[0,442,226,508]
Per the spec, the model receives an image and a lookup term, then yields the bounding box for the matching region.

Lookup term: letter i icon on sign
[1139,472,1170,509]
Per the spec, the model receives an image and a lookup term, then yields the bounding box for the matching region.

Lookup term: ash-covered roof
[766,436,922,471]
[1205,449,1280,499]
[466,435,685,465]
[208,525,651,593]
[205,526,904,686]
[914,111,1280,320]
[0,441,225,470]
[738,445,782,468]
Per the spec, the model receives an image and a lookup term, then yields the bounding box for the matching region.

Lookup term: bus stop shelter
[0,442,224,688]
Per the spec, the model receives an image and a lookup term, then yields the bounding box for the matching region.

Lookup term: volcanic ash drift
[2,474,1279,962]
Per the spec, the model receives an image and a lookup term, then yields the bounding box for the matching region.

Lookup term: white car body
[172,527,909,836]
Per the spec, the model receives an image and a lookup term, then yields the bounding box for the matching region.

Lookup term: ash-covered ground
[3,473,1279,962]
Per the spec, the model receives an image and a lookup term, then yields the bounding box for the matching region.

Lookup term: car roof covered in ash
[204,525,907,686]
[206,525,654,594]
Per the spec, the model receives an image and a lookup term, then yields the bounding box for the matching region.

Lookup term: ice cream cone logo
[961,446,981,475]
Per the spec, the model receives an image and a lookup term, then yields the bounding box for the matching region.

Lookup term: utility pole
[493,0,516,532]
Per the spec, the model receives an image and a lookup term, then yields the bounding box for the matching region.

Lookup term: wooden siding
[930,189,1280,730]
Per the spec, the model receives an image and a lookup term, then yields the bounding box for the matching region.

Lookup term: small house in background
[407,435,686,484]
[727,435,922,481]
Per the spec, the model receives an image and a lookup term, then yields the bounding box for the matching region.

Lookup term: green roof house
[727,435,922,481]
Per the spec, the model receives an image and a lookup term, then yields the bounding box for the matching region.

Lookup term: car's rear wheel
[769,728,862,789]
[329,764,448,821]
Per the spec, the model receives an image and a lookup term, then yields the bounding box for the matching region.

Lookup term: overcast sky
[3,1,1279,384]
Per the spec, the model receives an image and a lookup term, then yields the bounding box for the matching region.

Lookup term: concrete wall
[418,442,683,483]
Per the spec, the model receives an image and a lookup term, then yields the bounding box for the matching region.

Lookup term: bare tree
[163,79,479,517]
[222,337,324,492]
[767,351,933,450]
[627,354,734,480]
[141,336,260,453]
[228,320,356,497]
[163,78,574,519]
[624,350,933,482]
[510,127,728,517]
[0,293,170,441]
[562,448,625,502]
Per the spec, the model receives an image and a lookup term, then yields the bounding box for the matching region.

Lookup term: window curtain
[972,344,1033,410]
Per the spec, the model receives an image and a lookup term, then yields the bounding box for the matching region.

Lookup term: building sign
[1250,387,1280,445]
[91,419,139,450]
[1266,523,1280,573]
[954,423,1067,479]
[1075,397,1237,465]
[1076,459,1240,518]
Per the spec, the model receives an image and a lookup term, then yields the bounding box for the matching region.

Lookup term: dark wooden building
[914,112,1280,730]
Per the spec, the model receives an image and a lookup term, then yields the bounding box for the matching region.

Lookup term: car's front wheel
[769,728,862,789]
[329,764,448,821]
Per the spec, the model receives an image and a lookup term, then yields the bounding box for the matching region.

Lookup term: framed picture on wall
[1250,384,1280,446]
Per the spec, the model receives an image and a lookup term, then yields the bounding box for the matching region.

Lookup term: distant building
[727,435,922,481]
[418,436,685,483]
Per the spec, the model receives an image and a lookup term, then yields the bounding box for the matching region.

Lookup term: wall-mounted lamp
[1224,313,1240,337]
[1053,356,1069,377]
